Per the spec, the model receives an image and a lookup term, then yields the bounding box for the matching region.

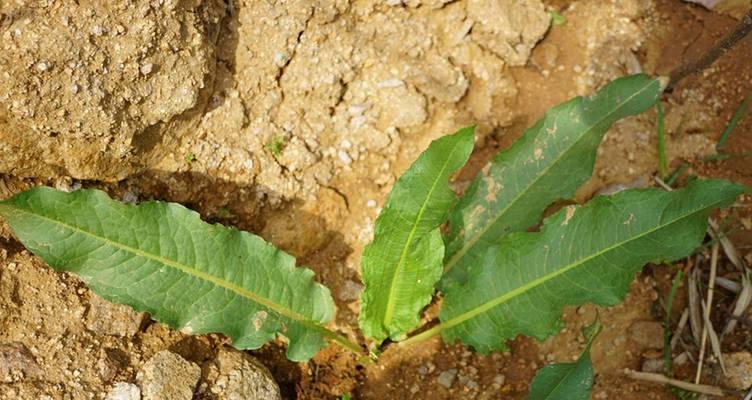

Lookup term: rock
[628,320,664,349]
[466,0,550,66]
[436,369,458,389]
[0,0,225,180]
[105,382,141,400]
[683,0,752,18]
[722,352,752,390]
[338,280,363,302]
[85,294,145,337]
[641,358,664,373]
[202,347,281,400]
[136,350,200,400]
[0,342,40,383]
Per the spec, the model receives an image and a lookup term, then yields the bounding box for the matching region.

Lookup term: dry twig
[624,370,725,396]
[667,8,752,90]
[696,243,723,382]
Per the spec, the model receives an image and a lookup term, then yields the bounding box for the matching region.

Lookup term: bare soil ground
[0,0,751,399]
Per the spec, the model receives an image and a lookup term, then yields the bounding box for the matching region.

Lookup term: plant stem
[667,7,752,90]
[398,324,444,348]
[656,101,668,177]
[717,94,752,150]
[663,269,683,374]
[320,328,366,356]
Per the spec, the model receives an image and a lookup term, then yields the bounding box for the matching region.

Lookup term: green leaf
[442,74,662,289]
[528,354,593,400]
[0,188,336,361]
[528,319,601,400]
[440,179,745,352]
[359,127,475,342]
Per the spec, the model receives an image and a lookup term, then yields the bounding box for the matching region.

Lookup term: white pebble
[377,78,404,89]
[366,199,377,208]
[347,103,370,115]
[139,63,153,75]
[338,150,352,165]
[36,62,49,72]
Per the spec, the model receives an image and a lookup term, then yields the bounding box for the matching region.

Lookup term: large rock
[201,347,281,400]
[136,350,201,400]
[0,0,225,180]
[0,0,548,206]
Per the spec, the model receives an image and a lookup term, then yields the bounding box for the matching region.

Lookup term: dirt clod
[628,320,665,350]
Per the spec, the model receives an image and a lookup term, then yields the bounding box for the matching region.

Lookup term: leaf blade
[359,127,475,342]
[442,74,662,288]
[440,180,745,352]
[0,188,335,361]
[528,355,593,400]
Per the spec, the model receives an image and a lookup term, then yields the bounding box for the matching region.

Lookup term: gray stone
[0,342,40,383]
[437,369,458,389]
[85,294,145,337]
[136,350,200,400]
[204,347,281,400]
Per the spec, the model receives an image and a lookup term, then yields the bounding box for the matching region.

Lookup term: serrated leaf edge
[443,76,660,276]
[439,192,726,334]
[2,203,330,335]
[382,131,472,328]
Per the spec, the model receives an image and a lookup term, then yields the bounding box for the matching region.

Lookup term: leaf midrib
[441,197,716,333]
[7,205,325,330]
[443,80,657,276]
[383,141,465,329]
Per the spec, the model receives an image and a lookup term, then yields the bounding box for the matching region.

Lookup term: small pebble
[140,63,154,75]
[436,369,457,389]
[105,382,140,400]
[338,150,352,165]
[377,78,404,89]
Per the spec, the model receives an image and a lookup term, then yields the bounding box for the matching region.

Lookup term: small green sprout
[266,135,286,156]
[549,10,567,26]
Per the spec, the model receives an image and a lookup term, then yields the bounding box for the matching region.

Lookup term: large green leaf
[0,188,335,361]
[442,74,662,289]
[359,127,475,342]
[440,180,745,352]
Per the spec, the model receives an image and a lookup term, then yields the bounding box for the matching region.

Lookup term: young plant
[0,74,746,396]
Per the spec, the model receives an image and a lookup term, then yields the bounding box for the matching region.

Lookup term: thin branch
[625,370,726,396]
[667,7,752,90]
